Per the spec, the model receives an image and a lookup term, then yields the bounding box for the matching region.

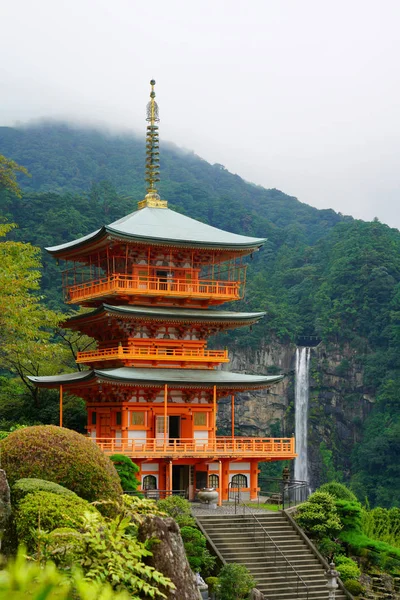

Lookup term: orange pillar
[122,406,129,447]
[221,460,229,502]
[231,394,235,438]
[167,460,173,494]
[250,460,258,501]
[59,385,63,428]
[218,460,222,506]
[164,384,168,449]
[213,385,217,439]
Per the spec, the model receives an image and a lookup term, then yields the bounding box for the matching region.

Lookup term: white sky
[1,0,400,228]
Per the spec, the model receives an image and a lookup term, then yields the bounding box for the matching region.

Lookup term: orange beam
[218,460,222,506]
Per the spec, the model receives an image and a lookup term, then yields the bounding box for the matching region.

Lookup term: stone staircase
[196,512,349,600]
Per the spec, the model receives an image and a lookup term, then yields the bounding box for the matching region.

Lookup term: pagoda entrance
[172,465,189,495]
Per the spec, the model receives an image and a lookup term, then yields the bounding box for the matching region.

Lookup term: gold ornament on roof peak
[138,79,168,210]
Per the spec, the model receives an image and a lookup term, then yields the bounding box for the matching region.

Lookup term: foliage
[15,490,97,550]
[0,546,131,600]
[42,510,174,599]
[343,579,365,596]
[335,500,363,533]
[12,478,78,504]
[157,495,196,527]
[110,455,140,492]
[335,555,361,581]
[318,482,357,502]
[361,506,400,548]
[0,223,69,407]
[117,494,166,527]
[180,526,216,576]
[216,563,256,600]
[0,425,122,510]
[339,530,400,573]
[205,576,219,593]
[0,154,29,197]
[294,492,342,540]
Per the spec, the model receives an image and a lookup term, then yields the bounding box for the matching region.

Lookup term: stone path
[191,502,276,516]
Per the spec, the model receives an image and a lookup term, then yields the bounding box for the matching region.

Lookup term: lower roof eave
[28,367,283,390]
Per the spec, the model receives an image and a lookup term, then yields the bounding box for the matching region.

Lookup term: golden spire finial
[138,79,168,209]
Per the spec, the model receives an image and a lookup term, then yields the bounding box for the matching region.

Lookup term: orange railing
[65,274,242,304]
[91,436,296,459]
[76,345,229,364]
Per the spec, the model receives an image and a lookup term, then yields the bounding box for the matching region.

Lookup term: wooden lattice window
[194,412,207,426]
[209,474,219,488]
[143,475,157,490]
[231,474,248,488]
[130,411,145,426]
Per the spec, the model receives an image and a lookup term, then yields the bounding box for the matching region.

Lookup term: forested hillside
[0,123,399,507]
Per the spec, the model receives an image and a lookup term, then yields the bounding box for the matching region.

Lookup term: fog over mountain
[1,0,400,228]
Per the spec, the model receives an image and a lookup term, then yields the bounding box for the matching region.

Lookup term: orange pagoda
[30,81,296,503]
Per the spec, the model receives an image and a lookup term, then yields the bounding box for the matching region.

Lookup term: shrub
[362,506,400,547]
[43,511,174,598]
[318,482,357,502]
[206,576,219,593]
[110,454,139,492]
[216,563,256,600]
[335,555,361,581]
[157,495,196,527]
[180,525,216,576]
[335,500,363,532]
[0,546,131,600]
[0,426,122,507]
[295,491,342,540]
[15,490,98,550]
[12,478,77,504]
[343,579,364,596]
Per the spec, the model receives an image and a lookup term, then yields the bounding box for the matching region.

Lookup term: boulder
[138,515,200,600]
[0,469,11,549]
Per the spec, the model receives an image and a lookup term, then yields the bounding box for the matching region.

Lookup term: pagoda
[29,81,296,503]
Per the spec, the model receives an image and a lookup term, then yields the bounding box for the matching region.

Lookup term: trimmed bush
[295,491,342,540]
[157,495,196,527]
[343,580,364,596]
[15,490,98,551]
[0,426,122,506]
[335,555,361,581]
[318,482,357,502]
[12,478,77,504]
[110,454,139,492]
[216,563,256,600]
[335,500,363,532]
[180,525,215,576]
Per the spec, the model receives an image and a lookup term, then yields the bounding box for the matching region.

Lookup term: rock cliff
[217,340,374,490]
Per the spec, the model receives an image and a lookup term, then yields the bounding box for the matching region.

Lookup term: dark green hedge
[12,478,77,504]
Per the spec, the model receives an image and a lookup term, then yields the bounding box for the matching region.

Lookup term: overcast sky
[1,0,400,228]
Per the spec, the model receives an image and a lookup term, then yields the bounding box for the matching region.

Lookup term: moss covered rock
[0,426,122,505]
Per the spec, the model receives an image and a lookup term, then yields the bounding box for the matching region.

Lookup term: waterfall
[294,346,311,484]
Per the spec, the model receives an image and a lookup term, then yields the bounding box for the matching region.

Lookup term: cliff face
[217,340,374,490]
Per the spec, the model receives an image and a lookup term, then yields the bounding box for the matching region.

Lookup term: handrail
[91,436,296,458]
[283,510,355,600]
[65,273,242,302]
[243,508,309,600]
[76,345,229,363]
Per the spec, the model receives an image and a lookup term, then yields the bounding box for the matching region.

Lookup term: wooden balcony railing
[91,436,296,460]
[65,274,242,304]
[76,345,229,364]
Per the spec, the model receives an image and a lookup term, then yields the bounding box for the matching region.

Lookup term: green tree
[0,154,29,197]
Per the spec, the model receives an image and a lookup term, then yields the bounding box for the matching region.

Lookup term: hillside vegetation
[0,123,399,506]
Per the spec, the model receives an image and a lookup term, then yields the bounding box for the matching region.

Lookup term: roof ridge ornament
[138,79,168,210]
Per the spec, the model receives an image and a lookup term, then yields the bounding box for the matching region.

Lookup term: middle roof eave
[63,304,266,326]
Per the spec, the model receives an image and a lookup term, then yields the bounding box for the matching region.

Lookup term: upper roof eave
[45,207,266,257]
